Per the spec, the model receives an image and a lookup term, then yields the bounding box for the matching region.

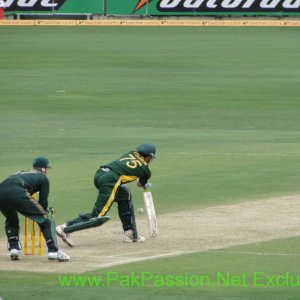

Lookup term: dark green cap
[137,143,156,158]
[33,156,51,169]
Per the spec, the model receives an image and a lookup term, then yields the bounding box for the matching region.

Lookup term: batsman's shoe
[56,224,75,247]
[10,249,20,260]
[48,250,70,262]
[123,229,145,243]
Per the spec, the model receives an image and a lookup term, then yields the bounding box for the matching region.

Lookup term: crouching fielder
[56,143,156,246]
[0,157,70,261]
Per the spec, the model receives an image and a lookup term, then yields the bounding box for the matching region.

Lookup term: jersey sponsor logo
[157,0,300,12]
[133,0,300,12]
[3,0,66,11]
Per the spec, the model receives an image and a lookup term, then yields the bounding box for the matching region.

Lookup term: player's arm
[137,170,151,188]
[137,180,144,188]
[38,175,50,210]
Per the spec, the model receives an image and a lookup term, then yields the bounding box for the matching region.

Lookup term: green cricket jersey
[101,151,151,186]
[1,170,49,210]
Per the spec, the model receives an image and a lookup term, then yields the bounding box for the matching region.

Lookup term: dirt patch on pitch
[1,195,300,273]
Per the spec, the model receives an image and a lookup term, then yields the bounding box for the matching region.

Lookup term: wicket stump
[24,193,43,256]
[24,217,43,256]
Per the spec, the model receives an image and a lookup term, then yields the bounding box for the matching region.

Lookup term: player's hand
[47,207,55,215]
[137,181,143,188]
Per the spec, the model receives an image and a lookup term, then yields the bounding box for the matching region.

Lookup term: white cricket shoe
[56,224,75,247]
[123,229,145,243]
[48,250,70,262]
[10,249,20,260]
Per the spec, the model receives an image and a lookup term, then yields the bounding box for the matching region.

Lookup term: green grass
[1,27,300,216]
[1,26,300,299]
[1,237,300,299]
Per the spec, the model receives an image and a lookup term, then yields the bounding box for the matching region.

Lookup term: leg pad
[64,216,110,233]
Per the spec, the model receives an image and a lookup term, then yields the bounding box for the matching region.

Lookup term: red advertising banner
[0,0,4,19]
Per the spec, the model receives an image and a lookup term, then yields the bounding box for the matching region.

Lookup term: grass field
[0,26,300,299]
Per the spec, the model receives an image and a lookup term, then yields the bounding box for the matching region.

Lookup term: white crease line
[104,251,148,258]
[67,251,149,260]
[96,251,195,269]
[212,250,300,256]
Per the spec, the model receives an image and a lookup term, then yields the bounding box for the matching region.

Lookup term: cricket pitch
[1,195,300,274]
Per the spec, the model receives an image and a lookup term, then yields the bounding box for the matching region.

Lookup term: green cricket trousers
[66,168,134,231]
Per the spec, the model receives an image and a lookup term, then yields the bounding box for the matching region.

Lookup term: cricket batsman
[56,143,156,246]
[0,157,70,261]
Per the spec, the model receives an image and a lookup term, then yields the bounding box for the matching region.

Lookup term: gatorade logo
[3,0,66,11]
[133,0,300,12]
[133,0,153,12]
[157,0,300,12]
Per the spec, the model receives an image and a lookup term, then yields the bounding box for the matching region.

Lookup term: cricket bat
[143,190,158,237]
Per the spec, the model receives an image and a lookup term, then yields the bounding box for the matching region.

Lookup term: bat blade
[143,191,158,237]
